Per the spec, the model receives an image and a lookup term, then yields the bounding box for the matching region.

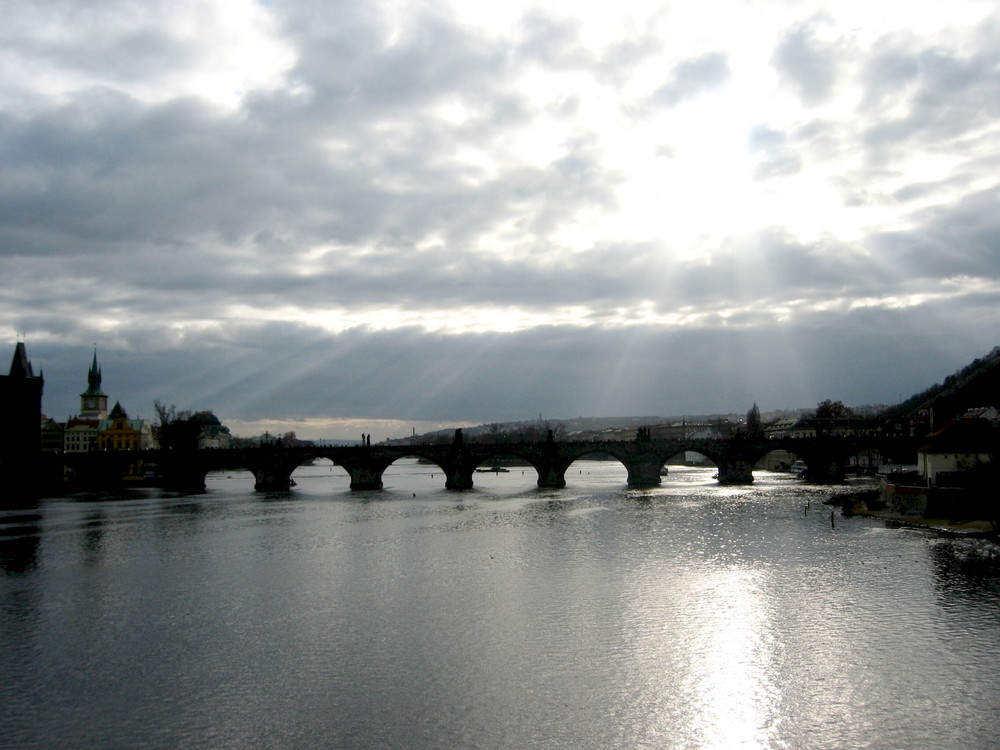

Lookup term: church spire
[80,349,108,419]
[82,349,106,397]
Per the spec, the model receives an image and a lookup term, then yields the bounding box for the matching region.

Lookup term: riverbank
[832,489,998,538]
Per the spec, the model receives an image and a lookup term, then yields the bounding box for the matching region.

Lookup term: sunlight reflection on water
[2,462,999,749]
[685,566,778,749]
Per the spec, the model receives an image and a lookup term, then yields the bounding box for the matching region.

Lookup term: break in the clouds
[2,0,999,439]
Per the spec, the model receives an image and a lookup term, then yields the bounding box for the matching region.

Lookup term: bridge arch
[558,444,659,488]
[380,449,448,473]
[741,437,888,484]
[375,452,458,491]
[204,467,257,492]
[466,448,542,487]
[653,442,747,483]
[289,456,355,491]
[661,447,718,470]
[561,448,631,486]
[755,447,803,473]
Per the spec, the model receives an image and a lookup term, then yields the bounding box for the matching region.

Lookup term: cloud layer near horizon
[3,0,999,438]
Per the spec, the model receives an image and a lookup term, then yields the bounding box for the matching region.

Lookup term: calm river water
[2,461,999,749]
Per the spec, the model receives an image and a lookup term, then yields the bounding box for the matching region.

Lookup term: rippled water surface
[2,462,999,749]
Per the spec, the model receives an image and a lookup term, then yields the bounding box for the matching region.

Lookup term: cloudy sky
[3,0,999,440]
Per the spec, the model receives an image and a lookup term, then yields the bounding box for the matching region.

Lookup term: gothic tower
[80,351,108,420]
[1,342,44,503]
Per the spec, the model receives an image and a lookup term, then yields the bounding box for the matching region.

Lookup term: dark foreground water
[2,462,999,749]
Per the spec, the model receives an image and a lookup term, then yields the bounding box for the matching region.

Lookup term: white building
[917,417,994,486]
[64,419,100,453]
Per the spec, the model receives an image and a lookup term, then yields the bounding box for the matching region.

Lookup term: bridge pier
[537,471,566,488]
[161,470,207,493]
[243,447,297,491]
[535,461,568,488]
[347,466,384,491]
[717,459,754,485]
[625,459,663,488]
[445,469,474,490]
[157,453,209,493]
[252,469,294,491]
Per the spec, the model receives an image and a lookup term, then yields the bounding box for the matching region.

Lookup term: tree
[814,399,853,419]
[153,400,199,450]
[745,403,763,438]
[274,431,313,447]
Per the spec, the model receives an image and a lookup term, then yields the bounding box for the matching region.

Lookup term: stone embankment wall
[881,476,993,520]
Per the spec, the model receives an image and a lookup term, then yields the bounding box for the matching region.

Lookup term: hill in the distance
[391,346,1000,444]
[879,346,1000,429]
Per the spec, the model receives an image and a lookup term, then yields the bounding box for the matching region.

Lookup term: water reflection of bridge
[51,431,920,493]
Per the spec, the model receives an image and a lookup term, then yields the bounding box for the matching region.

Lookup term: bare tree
[153,400,197,450]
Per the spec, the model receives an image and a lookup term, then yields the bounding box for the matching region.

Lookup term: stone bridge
[51,431,920,493]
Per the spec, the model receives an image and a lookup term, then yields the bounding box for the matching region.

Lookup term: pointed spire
[8,342,35,378]
[82,348,107,397]
[89,349,101,387]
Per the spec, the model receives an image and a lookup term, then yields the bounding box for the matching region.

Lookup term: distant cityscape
[41,351,232,454]
[2,342,998,524]
[0,344,902,456]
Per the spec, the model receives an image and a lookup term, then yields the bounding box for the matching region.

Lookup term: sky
[3,0,999,440]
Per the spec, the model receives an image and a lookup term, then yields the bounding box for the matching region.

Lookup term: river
[2,461,999,749]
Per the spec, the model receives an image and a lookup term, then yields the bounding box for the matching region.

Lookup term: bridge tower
[0,343,44,503]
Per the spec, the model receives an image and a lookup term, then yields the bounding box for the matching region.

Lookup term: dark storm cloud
[1,217,884,325]
[0,1,837,328]
[0,25,624,321]
[0,3,542,258]
[871,186,1000,278]
[0,96,611,301]
[31,306,999,431]
[0,96,258,253]
[0,4,627,271]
